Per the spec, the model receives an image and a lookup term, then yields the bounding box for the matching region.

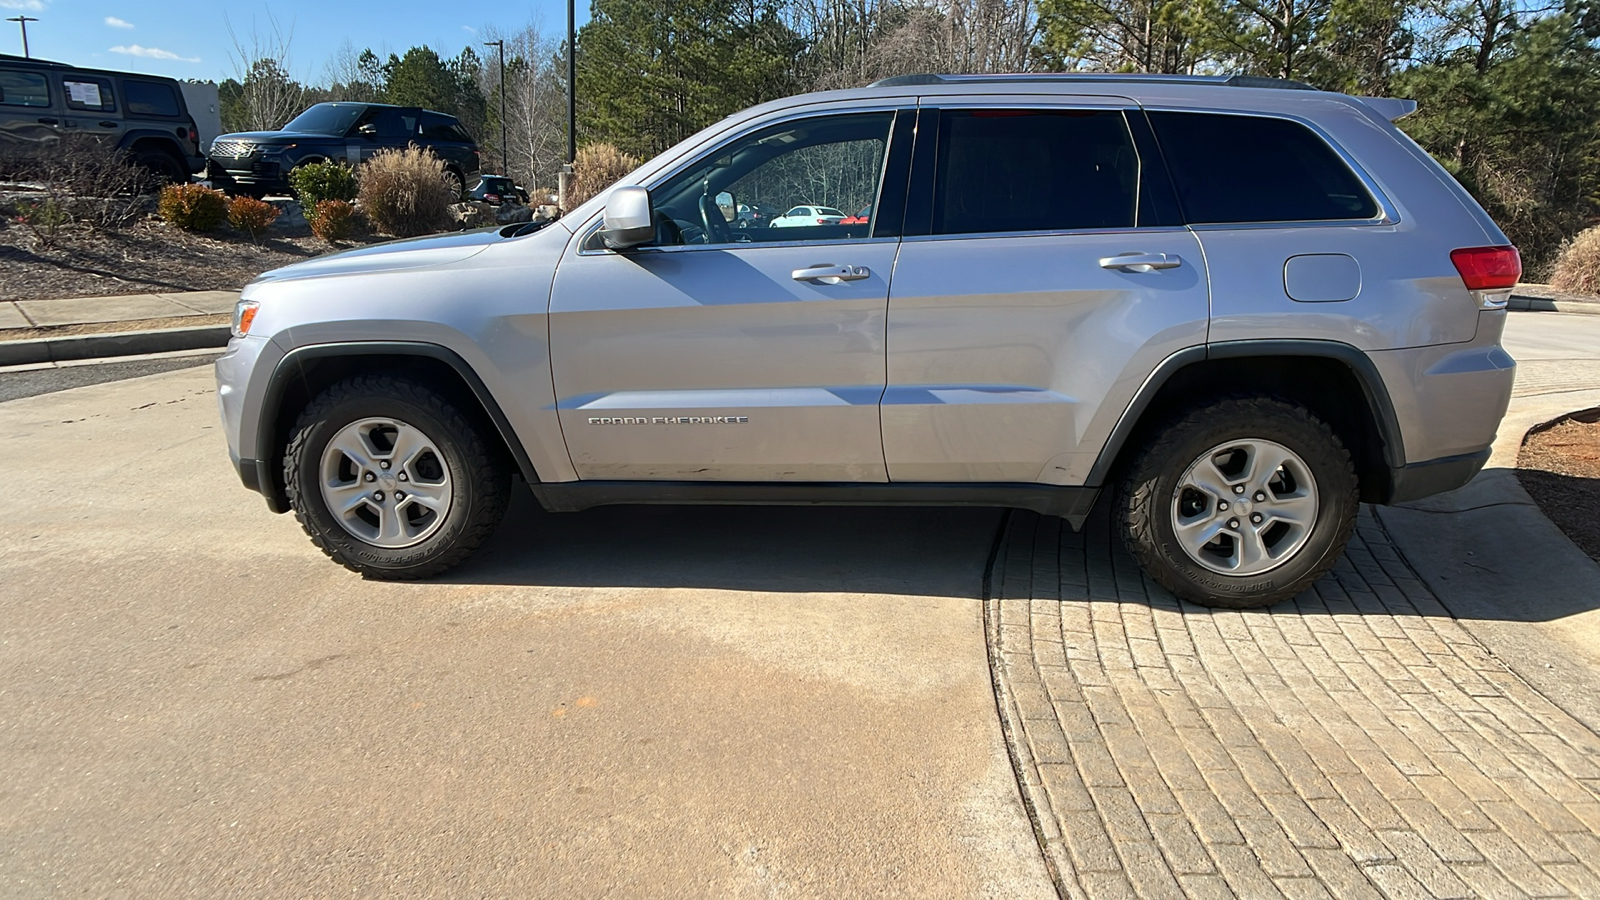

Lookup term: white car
[769,205,847,227]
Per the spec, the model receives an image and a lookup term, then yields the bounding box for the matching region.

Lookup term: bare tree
[225,13,307,132]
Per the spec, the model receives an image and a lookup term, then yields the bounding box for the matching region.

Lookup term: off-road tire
[283,375,510,579]
[134,149,187,187]
[1116,396,1359,609]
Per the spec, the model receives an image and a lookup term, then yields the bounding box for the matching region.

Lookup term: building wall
[179,81,222,149]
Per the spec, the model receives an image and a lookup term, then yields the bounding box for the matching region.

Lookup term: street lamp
[559,0,576,210]
[482,39,508,178]
[7,15,37,58]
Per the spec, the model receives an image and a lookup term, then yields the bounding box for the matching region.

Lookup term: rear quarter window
[122,80,181,118]
[0,71,49,107]
[1148,111,1379,224]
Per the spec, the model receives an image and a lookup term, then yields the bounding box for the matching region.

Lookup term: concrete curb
[0,324,231,367]
[1508,294,1600,315]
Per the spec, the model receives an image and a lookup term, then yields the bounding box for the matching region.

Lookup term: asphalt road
[0,364,1051,899]
[0,352,221,403]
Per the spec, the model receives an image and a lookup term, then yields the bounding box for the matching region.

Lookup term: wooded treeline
[222,0,1600,269]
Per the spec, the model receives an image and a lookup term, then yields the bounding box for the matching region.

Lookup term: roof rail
[870,73,1319,91]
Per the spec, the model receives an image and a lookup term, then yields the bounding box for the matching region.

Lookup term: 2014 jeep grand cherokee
[215,73,1519,609]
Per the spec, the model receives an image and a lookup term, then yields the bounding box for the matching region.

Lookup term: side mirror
[357,123,377,138]
[714,190,734,221]
[600,185,655,250]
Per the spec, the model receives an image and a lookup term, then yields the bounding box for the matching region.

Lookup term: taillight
[1450,246,1521,291]
[817,218,827,224]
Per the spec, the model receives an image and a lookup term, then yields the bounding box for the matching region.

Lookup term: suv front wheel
[1117,397,1359,609]
[284,375,510,579]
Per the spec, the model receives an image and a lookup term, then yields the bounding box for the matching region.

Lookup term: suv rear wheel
[1117,397,1358,609]
[283,376,509,579]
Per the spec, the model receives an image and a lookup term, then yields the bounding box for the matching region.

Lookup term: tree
[383,47,460,112]
[1397,6,1600,270]
[578,0,801,158]
[225,16,306,131]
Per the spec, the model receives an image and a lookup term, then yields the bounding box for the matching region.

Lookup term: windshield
[280,104,365,136]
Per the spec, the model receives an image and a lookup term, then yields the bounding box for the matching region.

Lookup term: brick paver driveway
[990,509,1600,899]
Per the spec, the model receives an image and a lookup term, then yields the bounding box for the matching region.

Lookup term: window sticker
[66,81,104,108]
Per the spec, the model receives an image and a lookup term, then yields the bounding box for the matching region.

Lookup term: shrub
[1550,226,1600,296]
[289,160,359,208]
[7,134,151,230]
[158,183,228,232]
[14,199,69,248]
[565,143,640,210]
[311,199,356,243]
[227,195,280,241]
[357,145,455,237]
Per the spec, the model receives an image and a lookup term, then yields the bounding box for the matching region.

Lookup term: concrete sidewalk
[0,290,239,329]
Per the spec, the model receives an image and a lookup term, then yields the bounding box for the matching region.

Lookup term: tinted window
[421,114,468,141]
[363,107,418,139]
[933,109,1139,235]
[123,80,180,118]
[1149,112,1379,223]
[0,71,49,107]
[63,76,115,113]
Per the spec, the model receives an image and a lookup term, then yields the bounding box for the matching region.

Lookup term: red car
[841,205,872,225]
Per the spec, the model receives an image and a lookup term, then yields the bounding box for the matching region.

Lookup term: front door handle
[37,117,58,125]
[1099,252,1182,272]
[792,264,870,284]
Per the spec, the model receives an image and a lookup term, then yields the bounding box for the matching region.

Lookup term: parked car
[735,203,776,227]
[206,102,480,198]
[841,205,871,225]
[0,54,203,182]
[770,205,846,227]
[467,174,529,206]
[216,73,1518,609]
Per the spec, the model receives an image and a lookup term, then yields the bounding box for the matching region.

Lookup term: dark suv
[0,54,203,181]
[207,102,480,198]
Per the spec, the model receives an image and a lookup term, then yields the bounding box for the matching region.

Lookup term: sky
[0,0,590,83]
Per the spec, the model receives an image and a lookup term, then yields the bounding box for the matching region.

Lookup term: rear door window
[930,109,1141,235]
[62,76,115,113]
[122,80,181,118]
[0,71,50,107]
[421,114,466,142]
[1148,112,1379,223]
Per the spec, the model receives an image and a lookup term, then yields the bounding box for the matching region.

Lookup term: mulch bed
[1517,408,1600,564]
[0,216,381,302]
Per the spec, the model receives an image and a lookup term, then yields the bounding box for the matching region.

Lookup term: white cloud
[461,25,476,34]
[0,0,46,11]
[109,44,199,63]
[104,16,134,28]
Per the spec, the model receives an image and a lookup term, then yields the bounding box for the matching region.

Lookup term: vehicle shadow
[439,488,1006,598]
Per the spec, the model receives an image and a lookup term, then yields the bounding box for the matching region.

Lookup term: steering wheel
[698,193,733,245]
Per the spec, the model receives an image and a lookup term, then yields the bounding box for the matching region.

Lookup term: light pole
[557,0,577,210]
[7,15,37,58]
[483,39,507,178]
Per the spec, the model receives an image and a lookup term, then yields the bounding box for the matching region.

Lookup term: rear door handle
[1099,252,1182,272]
[37,117,57,125]
[98,121,118,128]
[792,264,870,284]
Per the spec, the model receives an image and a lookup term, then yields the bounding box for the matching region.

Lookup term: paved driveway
[0,368,1050,898]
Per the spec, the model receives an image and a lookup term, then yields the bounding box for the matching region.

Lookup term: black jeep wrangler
[0,54,204,182]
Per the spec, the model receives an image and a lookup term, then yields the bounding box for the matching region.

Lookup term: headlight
[231,299,259,338]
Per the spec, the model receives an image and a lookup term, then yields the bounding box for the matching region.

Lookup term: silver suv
[215,74,1519,609]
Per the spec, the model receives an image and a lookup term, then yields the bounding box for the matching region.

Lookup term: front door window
[645,112,894,245]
